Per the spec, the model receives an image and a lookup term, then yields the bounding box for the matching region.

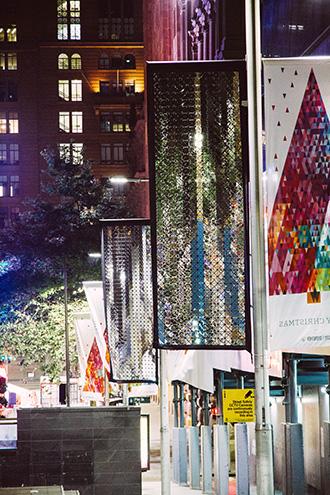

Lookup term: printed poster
[264,59,330,350]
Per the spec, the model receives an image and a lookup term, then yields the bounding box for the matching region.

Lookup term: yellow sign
[222,389,255,423]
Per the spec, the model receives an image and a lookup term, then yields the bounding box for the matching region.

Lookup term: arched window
[58,53,69,70]
[99,53,110,69]
[71,53,81,70]
[123,54,135,69]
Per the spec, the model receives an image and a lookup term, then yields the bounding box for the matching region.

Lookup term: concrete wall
[0,407,141,495]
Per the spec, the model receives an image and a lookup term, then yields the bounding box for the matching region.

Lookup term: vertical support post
[160,350,171,495]
[325,358,330,414]
[245,2,274,494]
[203,391,210,426]
[63,266,70,408]
[179,382,185,427]
[201,425,212,494]
[173,382,179,428]
[282,423,305,495]
[215,372,224,425]
[288,356,298,424]
[104,368,109,406]
[191,386,197,427]
[323,422,330,492]
[282,354,290,423]
[214,424,229,495]
[235,423,250,495]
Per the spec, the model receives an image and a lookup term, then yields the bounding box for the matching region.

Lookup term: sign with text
[223,388,255,423]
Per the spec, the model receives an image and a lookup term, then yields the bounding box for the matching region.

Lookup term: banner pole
[245,1,274,494]
[160,349,171,495]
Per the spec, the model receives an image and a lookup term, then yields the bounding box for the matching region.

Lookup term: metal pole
[190,386,197,426]
[245,1,274,494]
[160,350,171,495]
[64,266,70,407]
[173,382,179,428]
[215,372,224,425]
[179,382,185,428]
[288,356,298,423]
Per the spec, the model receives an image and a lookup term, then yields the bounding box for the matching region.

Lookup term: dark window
[123,53,135,69]
[0,207,8,228]
[100,81,110,94]
[0,81,17,102]
[99,53,110,69]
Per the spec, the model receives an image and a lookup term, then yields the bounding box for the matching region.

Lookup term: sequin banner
[148,61,250,349]
[102,220,157,382]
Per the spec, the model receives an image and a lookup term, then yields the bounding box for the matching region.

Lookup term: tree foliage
[0,148,129,380]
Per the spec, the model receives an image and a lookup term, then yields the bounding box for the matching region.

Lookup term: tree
[0,147,129,385]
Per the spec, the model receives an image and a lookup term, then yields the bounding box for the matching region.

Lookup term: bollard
[172,426,179,483]
[235,423,250,495]
[282,423,305,495]
[189,426,200,489]
[214,424,229,495]
[323,421,330,492]
[201,425,212,494]
[173,426,188,485]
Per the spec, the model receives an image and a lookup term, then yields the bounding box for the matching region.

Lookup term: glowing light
[110,176,128,184]
[194,131,204,150]
[88,252,102,259]
[120,270,126,283]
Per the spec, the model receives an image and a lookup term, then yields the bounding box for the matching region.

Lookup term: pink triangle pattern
[268,69,330,298]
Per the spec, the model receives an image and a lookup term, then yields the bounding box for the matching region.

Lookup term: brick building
[0,0,145,227]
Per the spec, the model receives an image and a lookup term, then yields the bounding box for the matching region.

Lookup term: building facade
[0,0,145,227]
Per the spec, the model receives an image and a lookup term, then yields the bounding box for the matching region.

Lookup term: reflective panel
[148,61,250,349]
[102,220,157,382]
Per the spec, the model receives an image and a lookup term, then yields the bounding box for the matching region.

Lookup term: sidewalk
[142,460,282,495]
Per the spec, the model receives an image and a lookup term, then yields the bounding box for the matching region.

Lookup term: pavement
[142,460,283,495]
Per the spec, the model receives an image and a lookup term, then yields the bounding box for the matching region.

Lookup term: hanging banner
[74,312,105,397]
[83,281,110,374]
[147,61,250,349]
[102,219,157,382]
[264,58,330,350]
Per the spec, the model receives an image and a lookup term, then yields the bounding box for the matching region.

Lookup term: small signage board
[222,388,255,423]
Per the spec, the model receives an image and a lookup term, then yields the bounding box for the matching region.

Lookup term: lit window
[101,144,111,163]
[59,142,83,163]
[72,111,83,133]
[7,53,17,70]
[0,29,4,42]
[9,144,19,164]
[7,26,17,42]
[72,143,83,163]
[0,53,4,70]
[58,80,70,101]
[71,79,82,101]
[113,143,124,162]
[9,175,19,197]
[99,53,110,69]
[0,144,6,164]
[58,23,68,40]
[71,53,81,69]
[57,0,80,40]
[59,111,70,132]
[0,112,6,133]
[0,176,8,197]
[58,53,69,69]
[70,24,81,40]
[8,112,18,133]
